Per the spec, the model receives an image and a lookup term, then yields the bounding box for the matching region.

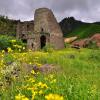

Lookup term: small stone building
[16,8,64,50]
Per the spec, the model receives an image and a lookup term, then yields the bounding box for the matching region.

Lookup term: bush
[0,35,26,51]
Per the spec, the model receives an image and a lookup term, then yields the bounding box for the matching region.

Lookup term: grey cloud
[0,0,100,22]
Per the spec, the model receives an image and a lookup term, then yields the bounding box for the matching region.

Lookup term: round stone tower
[34,8,64,50]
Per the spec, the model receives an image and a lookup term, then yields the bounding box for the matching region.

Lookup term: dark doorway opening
[40,35,46,49]
[22,39,27,43]
[31,43,34,48]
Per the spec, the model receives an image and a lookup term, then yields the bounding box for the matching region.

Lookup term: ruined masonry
[16,8,64,50]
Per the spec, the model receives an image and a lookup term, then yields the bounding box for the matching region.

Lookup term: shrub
[0,35,26,51]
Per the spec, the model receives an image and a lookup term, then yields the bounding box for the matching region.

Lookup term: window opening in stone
[41,28,44,32]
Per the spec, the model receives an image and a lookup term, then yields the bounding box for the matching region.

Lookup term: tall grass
[0,48,100,100]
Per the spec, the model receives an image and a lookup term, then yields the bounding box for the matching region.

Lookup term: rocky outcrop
[90,33,100,47]
[90,33,100,41]
[71,33,100,48]
[64,36,78,43]
[71,38,90,48]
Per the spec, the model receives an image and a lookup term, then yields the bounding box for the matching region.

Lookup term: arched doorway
[40,35,46,49]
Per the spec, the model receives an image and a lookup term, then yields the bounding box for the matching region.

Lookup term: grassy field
[0,48,100,100]
[66,24,100,39]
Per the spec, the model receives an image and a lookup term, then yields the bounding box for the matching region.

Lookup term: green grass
[0,48,100,100]
[66,24,100,39]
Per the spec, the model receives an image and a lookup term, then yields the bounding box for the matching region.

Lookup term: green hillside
[59,17,100,39]
[67,24,100,38]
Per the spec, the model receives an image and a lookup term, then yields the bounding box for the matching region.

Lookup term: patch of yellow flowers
[7,47,13,53]
[0,48,64,100]
[15,94,29,100]
[45,94,64,100]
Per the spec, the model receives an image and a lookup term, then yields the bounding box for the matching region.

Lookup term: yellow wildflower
[31,70,36,75]
[37,82,48,88]
[7,47,13,53]
[11,39,16,43]
[27,78,35,83]
[45,94,64,100]
[1,50,5,53]
[15,94,29,100]
[39,90,43,95]
[36,63,42,67]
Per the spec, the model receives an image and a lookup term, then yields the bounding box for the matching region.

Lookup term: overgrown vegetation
[0,48,100,100]
[0,15,100,100]
[0,35,26,51]
[0,15,17,36]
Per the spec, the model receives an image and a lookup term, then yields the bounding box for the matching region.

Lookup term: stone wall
[16,8,64,50]
[34,8,64,50]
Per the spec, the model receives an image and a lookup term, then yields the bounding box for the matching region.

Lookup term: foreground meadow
[0,48,100,100]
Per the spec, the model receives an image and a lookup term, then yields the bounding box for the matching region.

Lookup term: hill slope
[59,17,100,39]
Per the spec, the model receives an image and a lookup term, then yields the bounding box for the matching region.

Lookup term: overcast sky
[0,0,100,22]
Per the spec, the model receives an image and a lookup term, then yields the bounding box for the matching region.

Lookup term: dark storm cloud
[0,0,100,22]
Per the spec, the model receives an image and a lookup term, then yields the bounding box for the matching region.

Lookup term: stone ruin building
[16,8,64,50]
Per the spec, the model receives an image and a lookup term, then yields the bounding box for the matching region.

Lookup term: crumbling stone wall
[16,21,34,39]
[34,8,64,50]
[16,8,64,50]
[16,20,35,50]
